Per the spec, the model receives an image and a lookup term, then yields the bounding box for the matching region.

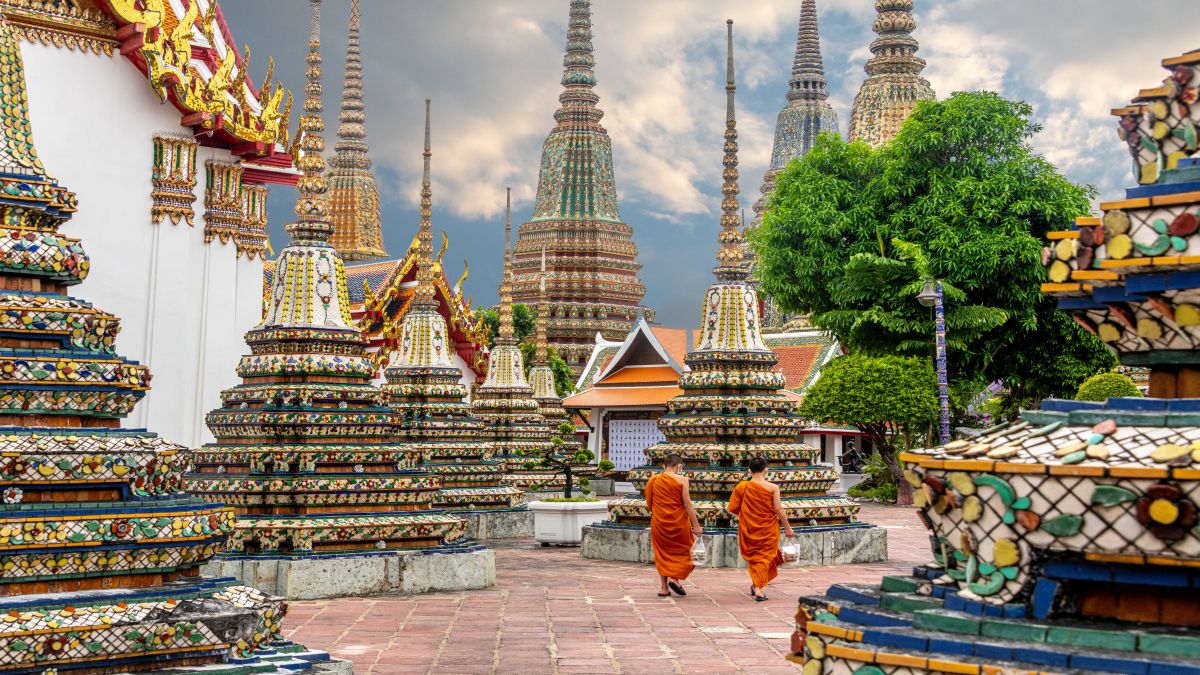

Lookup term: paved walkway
[283,505,927,674]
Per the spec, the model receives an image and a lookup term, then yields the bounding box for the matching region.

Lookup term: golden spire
[413,98,437,309]
[497,188,515,343]
[286,0,332,243]
[714,19,746,281]
[535,245,550,366]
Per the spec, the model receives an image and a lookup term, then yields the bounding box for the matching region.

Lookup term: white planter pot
[528,500,610,545]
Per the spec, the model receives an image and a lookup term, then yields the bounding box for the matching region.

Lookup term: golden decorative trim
[0,0,117,55]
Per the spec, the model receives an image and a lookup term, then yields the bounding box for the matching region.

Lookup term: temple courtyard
[282,505,921,674]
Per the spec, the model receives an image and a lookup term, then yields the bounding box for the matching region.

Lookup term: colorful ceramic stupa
[510,0,652,373]
[327,0,387,261]
[382,100,523,512]
[529,246,587,463]
[471,192,562,492]
[847,0,935,147]
[608,21,861,531]
[790,46,1200,675]
[186,0,465,557]
[0,15,329,672]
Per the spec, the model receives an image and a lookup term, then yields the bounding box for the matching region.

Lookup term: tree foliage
[478,303,574,396]
[1075,372,1143,402]
[523,422,596,499]
[479,303,536,345]
[753,92,1115,416]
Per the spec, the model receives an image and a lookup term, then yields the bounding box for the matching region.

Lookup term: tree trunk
[881,445,913,506]
[563,464,573,499]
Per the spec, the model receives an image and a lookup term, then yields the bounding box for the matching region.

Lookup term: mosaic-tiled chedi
[753,0,839,330]
[510,0,652,373]
[326,0,386,262]
[846,0,935,148]
[186,0,465,556]
[382,101,523,511]
[0,16,289,672]
[790,48,1200,675]
[471,193,560,491]
[610,22,860,530]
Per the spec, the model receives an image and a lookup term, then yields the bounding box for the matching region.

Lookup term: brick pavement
[283,504,928,674]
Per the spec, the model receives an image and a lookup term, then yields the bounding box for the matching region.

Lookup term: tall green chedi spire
[510,0,651,374]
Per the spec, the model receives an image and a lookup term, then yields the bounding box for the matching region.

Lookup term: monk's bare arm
[645,477,655,512]
[773,486,795,537]
[727,484,742,516]
[680,477,703,534]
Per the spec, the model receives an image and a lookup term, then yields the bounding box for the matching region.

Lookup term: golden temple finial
[436,231,449,265]
[498,187,515,343]
[284,0,332,244]
[535,245,550,365]
[454,259,470,296]
[714,19,746,281]
[412,98,437,309]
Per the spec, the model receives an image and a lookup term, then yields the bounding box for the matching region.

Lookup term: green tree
[753,91,1115,416]
[799,354,939,504]
[479,303,536,345]
[523,422,598,499]
[1075,372,1143,402]
[477,304,575,396]
[520,342,577,397]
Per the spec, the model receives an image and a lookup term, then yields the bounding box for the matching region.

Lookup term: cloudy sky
[221,0,1194,328]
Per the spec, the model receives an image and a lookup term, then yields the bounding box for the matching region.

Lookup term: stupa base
[581,522,886,568]
[454,507,534,539]
[152,642,353,675]
[203,545,495,600]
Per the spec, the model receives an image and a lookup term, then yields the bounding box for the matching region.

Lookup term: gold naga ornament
[107,0,291,147]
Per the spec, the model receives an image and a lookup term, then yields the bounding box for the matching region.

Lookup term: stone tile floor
[284,504,927,674]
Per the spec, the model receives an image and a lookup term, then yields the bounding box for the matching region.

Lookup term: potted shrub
[526,423,610,545]
[588,460,617,496]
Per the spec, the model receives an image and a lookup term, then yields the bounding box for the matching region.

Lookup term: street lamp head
[917,276,939,308]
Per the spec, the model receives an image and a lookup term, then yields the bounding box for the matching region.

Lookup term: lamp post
[917,277,951,445]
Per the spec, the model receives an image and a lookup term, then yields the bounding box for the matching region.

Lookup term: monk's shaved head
[664,454,683,469]
[748,457,767,474]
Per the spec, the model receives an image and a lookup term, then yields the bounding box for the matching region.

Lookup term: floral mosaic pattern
[150,134,197,226]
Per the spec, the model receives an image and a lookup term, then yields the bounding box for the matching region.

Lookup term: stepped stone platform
[791,565,1200,675]
[582,522,886,568]
[457,507,534,539]
[204,546,495,600]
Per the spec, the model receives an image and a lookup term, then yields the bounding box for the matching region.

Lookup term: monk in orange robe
[728,456,794,601]
[644,453,703,597]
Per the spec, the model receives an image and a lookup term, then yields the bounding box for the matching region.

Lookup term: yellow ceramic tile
[1086,552,1146,565]
[1072,270,1119,280]
[1152,256,1182,265]
[1146,555,1200,568]
[1101,258,1153,268]
[1110,105,1144,116]
[1150,191,1200,207]
[1041,283,1081,293]
[943,460,996,472]
[826,644,876,663]
[807,622,848,639]
[1109,466,1169,479]
[1172,468,1200,481]
[876,652,929,669]
[1075,217,1102,226]
[1048,464,1107,477]
[994,462,1048,475]
[1046,231,1079,240]
[1100,197,1151,210]
[928,658,981,674]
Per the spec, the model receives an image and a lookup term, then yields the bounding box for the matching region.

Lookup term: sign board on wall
[608,419,665,471]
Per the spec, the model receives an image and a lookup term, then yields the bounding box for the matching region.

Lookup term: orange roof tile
[772,345,823,390]
[563,386,683,408]
[597,365,679,386]
[649,327,699,364]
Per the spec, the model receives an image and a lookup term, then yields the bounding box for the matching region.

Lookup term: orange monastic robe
[645,473,695,580]
[728,481,783,589]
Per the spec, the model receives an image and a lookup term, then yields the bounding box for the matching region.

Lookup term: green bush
[1075,372,1142,402]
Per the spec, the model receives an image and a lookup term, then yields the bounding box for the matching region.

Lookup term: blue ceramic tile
[1044,560,1115,583]
[1070,654,1149,675]
[1014,646,1070,668]
[928,637,975,657]
[1032,578,1060,620]
[837,606,911,628]
[974,642,1014,660]
[861,629,928,651]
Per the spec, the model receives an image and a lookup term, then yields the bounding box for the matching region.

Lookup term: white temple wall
[21,42,264,447]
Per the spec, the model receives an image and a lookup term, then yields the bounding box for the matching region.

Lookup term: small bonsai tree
[1075,371,1143,402]
[526,422,598,499]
